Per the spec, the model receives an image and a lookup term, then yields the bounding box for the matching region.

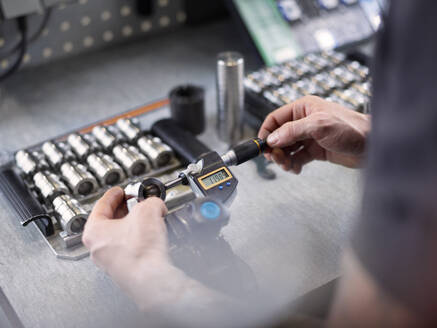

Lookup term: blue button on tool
[218,185,224,190]
[200,201,221,220]
[226,182,231,186]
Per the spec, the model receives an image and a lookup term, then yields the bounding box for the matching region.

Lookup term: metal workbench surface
[0,20,362,328]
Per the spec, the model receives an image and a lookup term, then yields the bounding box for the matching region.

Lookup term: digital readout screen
[201,169,230,187]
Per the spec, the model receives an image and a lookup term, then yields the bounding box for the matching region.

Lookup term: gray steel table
[0,20,362,328]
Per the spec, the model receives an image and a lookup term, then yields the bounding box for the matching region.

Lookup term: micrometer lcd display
[198,167,232,190]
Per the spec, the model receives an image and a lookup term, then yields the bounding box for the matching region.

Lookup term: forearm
[116,260,237,320]
[331,112,371,168]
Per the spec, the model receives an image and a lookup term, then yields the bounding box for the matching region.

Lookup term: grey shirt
[352,0,437,321]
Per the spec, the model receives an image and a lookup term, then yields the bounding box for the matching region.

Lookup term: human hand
[83,187,232,314]
[258,96,371,173]
[82,187,185,308]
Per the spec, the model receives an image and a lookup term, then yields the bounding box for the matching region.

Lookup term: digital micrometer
[124,137,267,242]
[122,116,267,295]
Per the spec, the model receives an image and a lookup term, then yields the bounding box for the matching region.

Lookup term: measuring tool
[124,137,266,295]
[125,137,266,240]
[125,137,266,203]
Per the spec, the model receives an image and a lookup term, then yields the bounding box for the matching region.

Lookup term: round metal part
[60,162,98,196]
[116,118,141,141]
[137,135,173,168]
[52,195,88,235]
[112,144,150,177]
[139,177,166,200]
[15,150,37,175]
[86,153,124,186]
[33,171,69,200]
[41,141,64,168]
[67,133,91,159]
[92,125,117,150]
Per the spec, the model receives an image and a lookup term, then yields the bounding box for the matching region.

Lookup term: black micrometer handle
[152,119,210,164]
[231,138,267,166]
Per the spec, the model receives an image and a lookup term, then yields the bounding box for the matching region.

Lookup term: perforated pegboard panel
[0,0,185,73]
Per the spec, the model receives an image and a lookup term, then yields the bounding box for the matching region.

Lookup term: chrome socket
[68,133,92,160]
[41,141,64,168]
[112,144,150,176]
[60,162,98,196]
[92,125,119,150]
[116,118,141,141]
[86,153,125,186]
[33,171,69,201]
[52,195,87,235]
[15,150,37,176]
[137,135,173,168]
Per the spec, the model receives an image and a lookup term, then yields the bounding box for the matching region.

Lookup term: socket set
[244,50,372,121]
[0,113,195,260]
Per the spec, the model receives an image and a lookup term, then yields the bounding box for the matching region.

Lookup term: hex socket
[60,162,98,196]
[33,171,69,201]
[112,144,150,176]
[86,153,124,186]
[68,133,92,160]
[42,141,64,168]
[92,125,117,150]
[116,118,141,141]
[53,195,88,235]
[169,85,205,135]
[137,135,173,168]
[15,150,37,176]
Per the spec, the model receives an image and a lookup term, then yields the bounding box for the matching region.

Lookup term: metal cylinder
[41,141,64,168]
[33,171,69,200]
[112,144,150,176]
[116,118,141,141]
[137,135,173,168]
[216,51,245,146]
[15,150,37,175]
[68,133,92,159]
[60,162,98,196]
[92,125,117,150]
[86,153,124,186]
[53,195,87,235]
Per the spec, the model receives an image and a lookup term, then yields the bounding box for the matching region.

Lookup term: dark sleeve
[352,0,437,319]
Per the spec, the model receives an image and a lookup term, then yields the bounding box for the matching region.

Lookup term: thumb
[131,197,168,220]
[90,187,125,220]
[266,116,313,148]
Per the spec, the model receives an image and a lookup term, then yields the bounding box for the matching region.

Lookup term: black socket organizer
[0,112,197,260]
[244,50,372,122]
